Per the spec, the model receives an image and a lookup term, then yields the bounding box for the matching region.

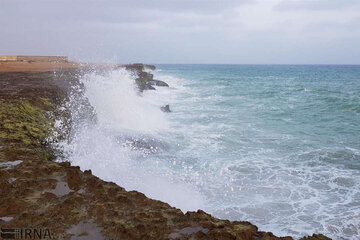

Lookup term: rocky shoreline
[0,61,331,240]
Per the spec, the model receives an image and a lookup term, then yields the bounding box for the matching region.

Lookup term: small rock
[160,105,171,113]
[144,64,156,70]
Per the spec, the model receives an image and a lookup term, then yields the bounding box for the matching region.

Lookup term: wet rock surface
[148,79,169,87]
[161,105,172,113]
[126,64,170,91]
[0,63,331,240]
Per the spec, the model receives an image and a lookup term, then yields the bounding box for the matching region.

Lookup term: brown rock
[300,234,332,240]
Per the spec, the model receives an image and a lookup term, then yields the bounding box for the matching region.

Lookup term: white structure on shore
[0,56,68,62]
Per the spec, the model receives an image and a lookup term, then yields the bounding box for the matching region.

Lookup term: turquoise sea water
[67,65,360,239]
[153,65,360,239]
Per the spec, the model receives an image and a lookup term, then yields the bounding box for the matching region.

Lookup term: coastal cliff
[0,61,331,240]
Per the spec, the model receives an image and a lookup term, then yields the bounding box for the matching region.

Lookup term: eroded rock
[169,226,209,239]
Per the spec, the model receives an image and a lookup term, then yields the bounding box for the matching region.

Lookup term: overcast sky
[1,0,360,64]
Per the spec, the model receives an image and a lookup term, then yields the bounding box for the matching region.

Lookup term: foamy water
[61,65,360,240]
[62,69,204,211]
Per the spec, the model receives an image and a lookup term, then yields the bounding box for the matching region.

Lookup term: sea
[60,64,360,240]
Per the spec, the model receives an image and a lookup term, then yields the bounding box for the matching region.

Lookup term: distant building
[0,56,68,62]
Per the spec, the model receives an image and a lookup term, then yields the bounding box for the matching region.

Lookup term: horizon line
[146,63,360,66]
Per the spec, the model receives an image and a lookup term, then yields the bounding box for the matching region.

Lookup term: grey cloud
[0,0,254,18]
[0,0,359,64]
[0,0,253,26]
[116,0,255,13]
[303,18,360,34]
[274,0,360,11]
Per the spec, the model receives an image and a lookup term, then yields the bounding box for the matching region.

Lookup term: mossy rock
[0,98,56,161]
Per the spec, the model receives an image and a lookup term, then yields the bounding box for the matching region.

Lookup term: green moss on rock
[0,98,55,160]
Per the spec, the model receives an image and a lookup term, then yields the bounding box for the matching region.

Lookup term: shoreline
[0,59,331,240]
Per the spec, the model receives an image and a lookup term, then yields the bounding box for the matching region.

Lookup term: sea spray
[61,68,205,211]
[81,69,168,133]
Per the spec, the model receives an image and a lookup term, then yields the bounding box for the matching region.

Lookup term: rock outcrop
[161,105,172,113]
[149,79,169,87]
[125,65,169,91]
[0,62,331,240]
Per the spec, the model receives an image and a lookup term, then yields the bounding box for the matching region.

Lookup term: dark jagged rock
[161,105,172,113]
[0,61,331,240]
[144,64,156,70]
[136,72,153,91]
[148,79,169,87]
[129,63,156,72]
[145,83,156,90]
[125,64,170,91]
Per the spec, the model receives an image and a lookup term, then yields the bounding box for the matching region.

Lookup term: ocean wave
[60,68,206,212]
[59,65,360,240]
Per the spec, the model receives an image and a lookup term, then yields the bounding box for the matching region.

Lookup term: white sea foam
[62,68,205,212]
[81,69,168,133]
